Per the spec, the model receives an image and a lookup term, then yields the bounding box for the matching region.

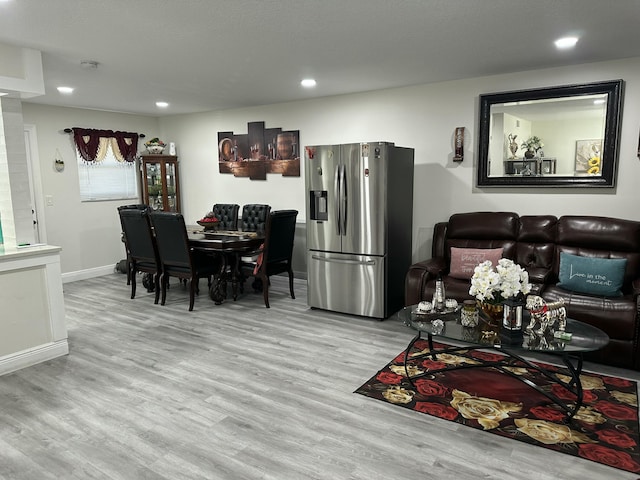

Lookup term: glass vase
[477,301,503,325]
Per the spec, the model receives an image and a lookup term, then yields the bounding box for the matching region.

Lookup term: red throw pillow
[449,247,504,280]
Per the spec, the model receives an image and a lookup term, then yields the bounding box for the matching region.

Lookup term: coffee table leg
[403,332,421,384]
[561,353,584,420]
[427,333,436,360]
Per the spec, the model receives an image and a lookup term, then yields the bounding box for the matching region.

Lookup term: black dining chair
[149,211,219,311]
[212,203,240,230]
[117,204,149,285]
[117,207,161,303]
[240,210,298,308]
[240,204,271,233]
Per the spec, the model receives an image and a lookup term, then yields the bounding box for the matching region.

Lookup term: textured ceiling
[1,0,639,116]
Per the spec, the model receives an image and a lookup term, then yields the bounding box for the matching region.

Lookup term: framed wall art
[217,121,300,180]
[575,139,603,176]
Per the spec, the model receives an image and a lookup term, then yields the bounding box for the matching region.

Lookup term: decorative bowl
[146,144,165,154]
[197,220,219,230]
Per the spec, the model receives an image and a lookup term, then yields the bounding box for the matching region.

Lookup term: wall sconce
[453,127,464,162]
[54,149,64,172]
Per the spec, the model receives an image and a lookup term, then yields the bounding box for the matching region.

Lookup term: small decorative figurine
[508,133,518,159]
[525,295,567,336]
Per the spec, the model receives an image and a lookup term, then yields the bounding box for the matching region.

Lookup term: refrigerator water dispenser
[309,190,328,221]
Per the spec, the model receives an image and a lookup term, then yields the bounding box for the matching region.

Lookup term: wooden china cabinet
[140,154,181,212]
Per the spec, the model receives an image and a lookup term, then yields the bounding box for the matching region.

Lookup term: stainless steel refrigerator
[305,142,414,319]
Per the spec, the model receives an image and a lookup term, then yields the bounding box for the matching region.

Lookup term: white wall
[19,56,640,275]
[21,104,159,276]
[159,57,640,263]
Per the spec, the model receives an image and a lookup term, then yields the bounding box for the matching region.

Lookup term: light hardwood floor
[1,274,639,480]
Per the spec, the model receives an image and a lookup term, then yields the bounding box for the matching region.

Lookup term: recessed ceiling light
[301,78,317,88]
[57,86,74,94]
[155,101,169,108]
[554,36,579,49]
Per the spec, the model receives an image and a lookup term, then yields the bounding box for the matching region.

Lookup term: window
[77,148,139,201]
[72,128,140,202]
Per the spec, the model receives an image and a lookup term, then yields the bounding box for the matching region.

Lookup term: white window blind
[77,147,139,201]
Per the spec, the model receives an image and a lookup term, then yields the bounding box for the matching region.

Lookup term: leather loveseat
[405,212,640,370]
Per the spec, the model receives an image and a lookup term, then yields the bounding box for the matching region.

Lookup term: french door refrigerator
[305,142,414,319]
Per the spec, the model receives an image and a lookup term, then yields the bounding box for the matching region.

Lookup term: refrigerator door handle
[311,254,376,266]
[341,164,347,236]
[334,164,342,235]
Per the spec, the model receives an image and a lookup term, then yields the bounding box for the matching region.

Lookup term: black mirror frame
[477,79,624,188]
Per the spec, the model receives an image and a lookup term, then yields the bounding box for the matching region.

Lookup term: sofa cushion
[557,252,626,297]
[449,247,503,279]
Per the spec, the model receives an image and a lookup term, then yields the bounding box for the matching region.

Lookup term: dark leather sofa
[405,212,640,370]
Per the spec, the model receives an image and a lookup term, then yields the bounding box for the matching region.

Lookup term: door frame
[24,124,47,244]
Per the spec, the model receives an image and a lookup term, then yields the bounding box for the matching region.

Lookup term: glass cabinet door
[145,161,164,210]
[141,155,180,212]
[165,161,177,212]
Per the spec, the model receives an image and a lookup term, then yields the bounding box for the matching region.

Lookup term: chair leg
[288,268,295,299]
[160,273,168,305]
[261,273,270,308]
[126,257,132,285]
[189,276,196,311]
[153,272,160,304]
[130,270,137,299]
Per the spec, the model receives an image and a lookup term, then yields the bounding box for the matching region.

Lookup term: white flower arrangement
[469,258,531,303]
[521,136,544,152]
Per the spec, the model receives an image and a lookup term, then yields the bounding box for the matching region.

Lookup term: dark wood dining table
[187,227,264,304]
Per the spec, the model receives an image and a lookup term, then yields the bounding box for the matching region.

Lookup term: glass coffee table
[397,305,610,420]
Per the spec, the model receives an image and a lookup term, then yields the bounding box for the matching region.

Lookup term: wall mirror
[477,80,624,187]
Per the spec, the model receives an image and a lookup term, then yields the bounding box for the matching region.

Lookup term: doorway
[24,124,46,244]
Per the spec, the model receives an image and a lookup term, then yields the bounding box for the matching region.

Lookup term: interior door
[24,125,45,244]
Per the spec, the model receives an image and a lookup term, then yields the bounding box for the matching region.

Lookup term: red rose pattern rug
[355,339,640,474]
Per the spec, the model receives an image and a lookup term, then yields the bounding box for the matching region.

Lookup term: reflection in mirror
[477,80,624,187]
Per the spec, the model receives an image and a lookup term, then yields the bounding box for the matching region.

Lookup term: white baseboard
[0,340,69,376]
[62,264,116,283]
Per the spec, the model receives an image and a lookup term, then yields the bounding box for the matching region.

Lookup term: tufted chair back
[241,204,271,233]
[212,203,239,230]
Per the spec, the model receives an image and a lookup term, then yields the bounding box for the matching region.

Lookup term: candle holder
[501,298,525,344]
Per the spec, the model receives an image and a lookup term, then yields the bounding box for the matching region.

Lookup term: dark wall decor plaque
[217,121,301,180]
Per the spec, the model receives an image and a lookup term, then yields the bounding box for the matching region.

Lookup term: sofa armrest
[631,278,640,296]
[405,257,447,305]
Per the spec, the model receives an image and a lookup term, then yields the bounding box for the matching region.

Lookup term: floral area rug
[355,339,640,474]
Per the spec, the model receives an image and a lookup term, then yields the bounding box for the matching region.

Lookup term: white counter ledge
[0,244,68,375]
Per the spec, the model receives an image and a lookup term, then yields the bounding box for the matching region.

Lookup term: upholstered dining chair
[240,210,298,308]
[240,204,271,233]
[212,203,240,230]
[149,211,219,311]
[117,204,149,286]
[118,207,160,303]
